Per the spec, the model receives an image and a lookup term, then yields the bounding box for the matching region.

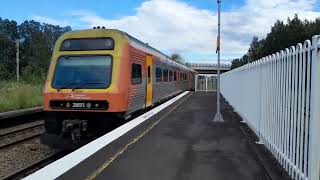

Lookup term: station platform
[25,92,288,180]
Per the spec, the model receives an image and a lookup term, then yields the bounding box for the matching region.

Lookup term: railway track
[0,121,44,150]
[0,108,68,179]
[1,150,67,180]
[0,119,68,180]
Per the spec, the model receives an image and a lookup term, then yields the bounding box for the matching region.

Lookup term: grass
[0,81,43,112]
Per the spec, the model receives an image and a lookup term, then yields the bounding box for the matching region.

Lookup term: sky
[1,0,320,63]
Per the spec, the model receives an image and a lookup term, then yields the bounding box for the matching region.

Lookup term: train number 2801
[72,103,85,108]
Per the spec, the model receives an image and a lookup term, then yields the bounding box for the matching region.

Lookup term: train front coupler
[61,119,88,141]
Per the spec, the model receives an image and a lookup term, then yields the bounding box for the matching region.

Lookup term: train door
[146,55,153,107]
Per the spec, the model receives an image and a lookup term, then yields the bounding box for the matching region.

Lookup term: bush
[21,66,46,84]
[0,80,43,112]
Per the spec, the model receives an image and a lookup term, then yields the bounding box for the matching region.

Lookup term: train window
[169,70,173,81]
[163,69,168,82]
[60,38,114,51]
[180,73,183,81]
[52,55,112,89]
[131,63,142,84]
[174,71,177,81]
[156,67,162,82]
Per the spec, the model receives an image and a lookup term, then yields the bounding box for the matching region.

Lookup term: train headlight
[104,39,113,47]
[62,41,71,48]
[86,103,92,108]
[66,102,71,108]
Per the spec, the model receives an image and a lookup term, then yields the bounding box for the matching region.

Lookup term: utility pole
[213,0,224,122]
[16,40,20,81]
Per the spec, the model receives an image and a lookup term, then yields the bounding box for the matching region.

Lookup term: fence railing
[221,35,320,180]
[195,74,217,91]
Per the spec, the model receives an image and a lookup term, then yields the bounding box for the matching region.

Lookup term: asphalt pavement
[93,92,286,180]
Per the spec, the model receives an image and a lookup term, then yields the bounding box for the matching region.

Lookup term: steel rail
[2,151,67,180]
[0,132,42,150]
[0,121,44,138]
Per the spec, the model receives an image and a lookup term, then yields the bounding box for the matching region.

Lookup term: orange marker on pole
[216,35,220,53]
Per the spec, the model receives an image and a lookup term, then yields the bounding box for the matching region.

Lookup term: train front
[41,29,130,148]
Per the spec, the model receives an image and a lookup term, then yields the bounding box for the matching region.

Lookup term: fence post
[308,35,320,180]
[195,74,198,91]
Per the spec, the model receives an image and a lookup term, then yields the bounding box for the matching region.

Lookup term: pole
[213,0,224,122]
[16,40,20,81]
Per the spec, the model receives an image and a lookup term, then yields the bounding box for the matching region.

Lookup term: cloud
[31,0,320,62]
[31,15,70,26]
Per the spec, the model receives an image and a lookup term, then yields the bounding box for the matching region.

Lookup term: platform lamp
[213,0,224,122]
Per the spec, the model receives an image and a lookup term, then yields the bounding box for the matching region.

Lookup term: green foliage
[231,14,320,69]
[0,81,43,112]
[21,65,46,84]
[0,17,71,111]
[171,53,185,64]
[0,17,71,81]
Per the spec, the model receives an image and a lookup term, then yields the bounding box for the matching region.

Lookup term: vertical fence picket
[303,40,311,179]
[297,43,303,179]
[286,50,291,171]
[307,35,320,180]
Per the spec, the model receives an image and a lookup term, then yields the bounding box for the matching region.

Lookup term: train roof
[109,29,195,73]
[120,31,195,72]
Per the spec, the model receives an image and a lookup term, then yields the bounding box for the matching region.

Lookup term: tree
[171,53,185,64]
[231,14,320,69]
[248,36,263,61]
[0,32,16,78]
[0,17,71,81]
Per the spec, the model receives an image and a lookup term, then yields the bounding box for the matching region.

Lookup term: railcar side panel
[127,46,147,114]
[152,58,165,103]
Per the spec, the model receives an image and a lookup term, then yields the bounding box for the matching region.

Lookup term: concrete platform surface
[88,92,285,180]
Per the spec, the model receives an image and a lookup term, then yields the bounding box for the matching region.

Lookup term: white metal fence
[195,74,217,91]
[221,35,320,180]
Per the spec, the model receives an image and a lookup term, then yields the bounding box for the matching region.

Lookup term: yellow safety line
[86,92,192,180]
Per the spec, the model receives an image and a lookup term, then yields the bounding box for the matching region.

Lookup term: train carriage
[41,28,196,148]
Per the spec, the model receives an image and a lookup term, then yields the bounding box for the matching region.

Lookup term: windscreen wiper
[57,82,77,91]
[82,82,105,84]
[71,82,105,90]
[57,82,105,91]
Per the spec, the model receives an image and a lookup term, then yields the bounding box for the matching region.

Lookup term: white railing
[221,35,320,180]
[188,63,231,69]
[195,74,217,91]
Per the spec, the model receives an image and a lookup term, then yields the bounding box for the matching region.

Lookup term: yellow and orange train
[41,28,196,148]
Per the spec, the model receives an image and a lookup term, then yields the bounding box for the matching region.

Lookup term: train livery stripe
[23,91,189,180]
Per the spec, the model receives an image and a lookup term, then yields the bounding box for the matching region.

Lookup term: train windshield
[52,55,112,89]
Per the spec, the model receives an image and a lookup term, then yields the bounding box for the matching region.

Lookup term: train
[41,28,197,148]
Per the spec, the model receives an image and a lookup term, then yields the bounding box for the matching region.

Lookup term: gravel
[0,138,59,179]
